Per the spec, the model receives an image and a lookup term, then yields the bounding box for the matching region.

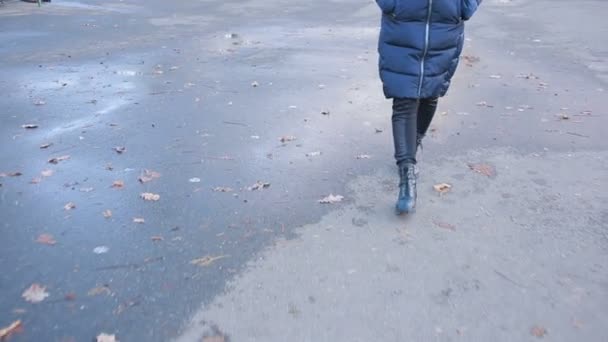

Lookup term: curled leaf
[433,183,452,194]
[138,170,161,183]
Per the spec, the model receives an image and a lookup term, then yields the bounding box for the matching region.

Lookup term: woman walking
[375,0,482,214]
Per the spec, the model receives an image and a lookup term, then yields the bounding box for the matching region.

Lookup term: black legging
[392,97,438,165]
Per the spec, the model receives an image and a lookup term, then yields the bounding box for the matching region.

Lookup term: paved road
[1,0,607,341]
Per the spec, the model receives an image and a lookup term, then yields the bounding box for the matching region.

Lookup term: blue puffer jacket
[376,0,481,99]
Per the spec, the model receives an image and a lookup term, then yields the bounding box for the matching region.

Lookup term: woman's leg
[392,97,418,214]
[416,97,438,146]
[392,98,419,165]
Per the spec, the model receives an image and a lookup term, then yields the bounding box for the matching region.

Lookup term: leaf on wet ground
[64,202,76,210]
[36,234,56,245]
[113,146,126,154]
[96,333,118,342]
[40,143,53,149]
[150,236,164,242]
[434,220,456,231]
[133,218,145,224]
[48,155,70,164]
[88,285,112,297]
[530,325,547,338]
[111,180,124,189]
[41,169,54,177]
[103,210,113,218]
[140,192,160,201]
[190,255,230,267]
[318,194,344,204]
[203,336,226,342]
[22,284,49,303]
[22,124,39,129]
[433,183,452,194]
[356,154,371,159]
[0,172,23,177]
[0,320,22,339]
[138,170,161,183]
[468,163,496,177]
[212,187,233,193]
[64,293,76,301]
[248,181,270,191]
[93,246,109,254]
[306,151,322,157]
[279,135,297,143]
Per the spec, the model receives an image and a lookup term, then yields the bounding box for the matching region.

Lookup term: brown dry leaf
[41,169,54,177]
[111,180,124,189]
[0,320,22,340]
[36,234,57,245]
[103,210,113,218]
[138,170,161,183]
[140,193,160,201]
[190,255,230,267]
[150,236,164,242]
[88,285,112,297]
[96,333,118,342]
[468,163,496,177]
[434,221,456,231]
[279,135,297,143]
[203,335,226,342]
[48,155,70,164]
[64,202,76,210]
[22,284,49,303]
[318,194,344,204]
[133,218,145,224]
[0,172,22,177]
[40,142,53,149]
[113,146,126,154]
[212,187,233,193]
[433,183,452,194]
[530,325,547,338]
[22,124,39,129]
[248,181,270,191]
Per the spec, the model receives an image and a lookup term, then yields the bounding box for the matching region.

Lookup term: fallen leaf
[30,177,42,184]
[248,181,270,191]
[140,193,160,201]
[434,221,456,231]
[93,246,109,254]
[433,183,452,194]
[133,218,145,224]
[468,163,496,177]
[103,210,112,218]
[530,325,547,338]
[22,284,49,303]
[0,320,22,340]
[356,154,371,159]
[189,177,201,183]
[558,113,570,120]
[306,151,322,157]
[0,172,22,177]
[48,155,70,164]
[63,202,76,210]
[40,143,53,149]
[111,180,124,189]
[36,234,56,245]
[41,169,54,177]
[203,335,226,342]
[318,194,344,204]
[113,146,126,154]
[96,333,118,342]
[190,255,230,267]
[22,124,39,129]
[280,135,297,143]
[150,236,164,242]
[138,170,161,183]
[88,285,112,296]
[212,187,233,193]
[64,293,76,301]
[34,99,46,106]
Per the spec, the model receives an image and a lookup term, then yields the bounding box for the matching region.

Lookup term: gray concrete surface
[0,0,607,341]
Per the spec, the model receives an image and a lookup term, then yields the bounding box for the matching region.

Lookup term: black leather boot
[396,162,417,214]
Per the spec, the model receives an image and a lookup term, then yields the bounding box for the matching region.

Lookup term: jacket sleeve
[375,0,396,14]
[462,0,482,20]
